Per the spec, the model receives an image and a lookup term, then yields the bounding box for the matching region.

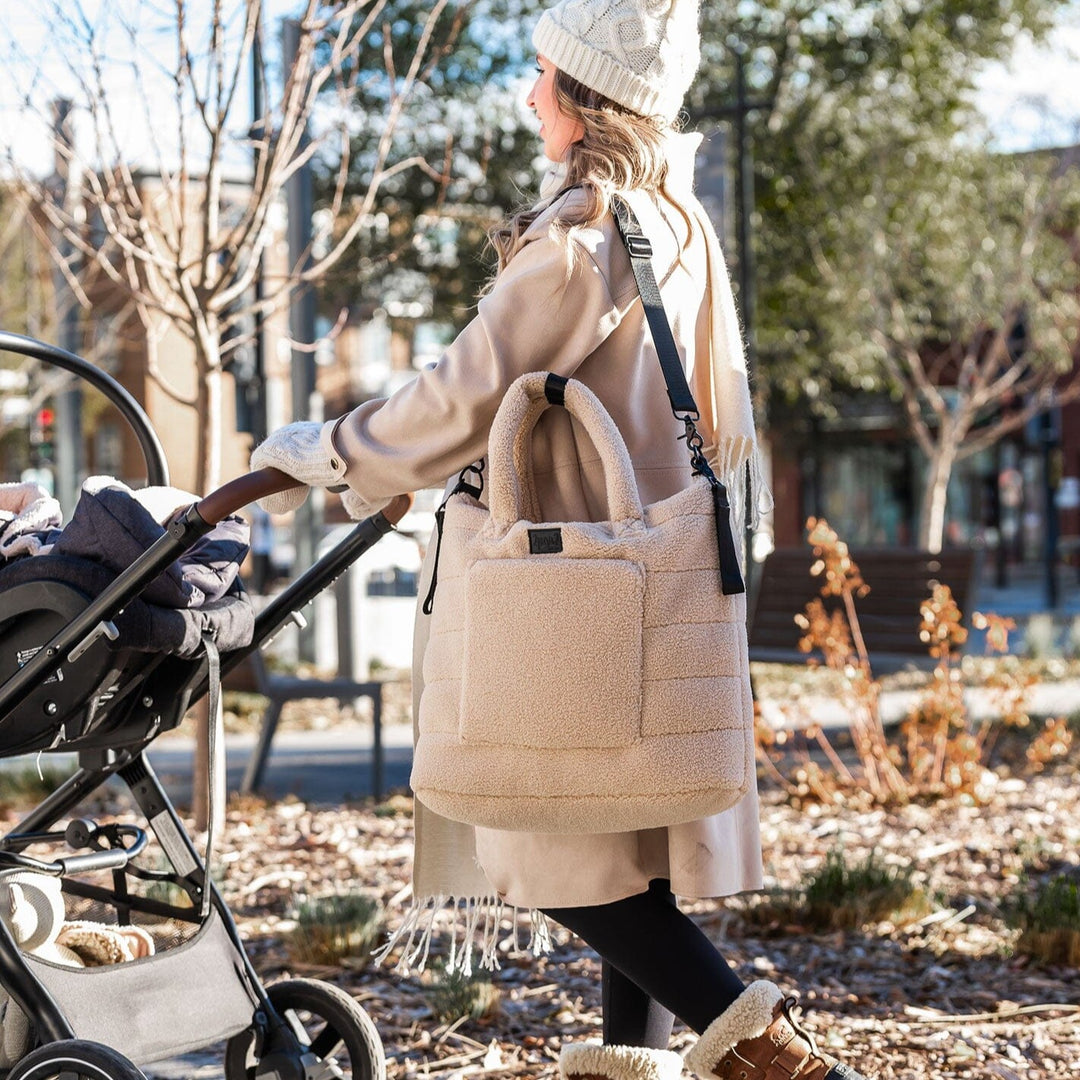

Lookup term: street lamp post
[1042,403,1061,609]
[51,99,84,516]
[283,17,321,662]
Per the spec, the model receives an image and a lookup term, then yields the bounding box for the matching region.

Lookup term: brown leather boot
[684,981,870,1080]
[561,1042,685,1080]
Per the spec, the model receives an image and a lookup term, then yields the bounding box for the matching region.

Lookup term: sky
[0,1,1078,178]
[974,7,1080,151]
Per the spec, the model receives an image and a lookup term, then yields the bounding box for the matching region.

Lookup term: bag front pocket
[459,557,644,749]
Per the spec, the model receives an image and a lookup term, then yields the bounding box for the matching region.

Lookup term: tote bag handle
[485,371,645,534]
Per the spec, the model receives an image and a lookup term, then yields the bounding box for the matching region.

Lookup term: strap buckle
[624,233,653,259]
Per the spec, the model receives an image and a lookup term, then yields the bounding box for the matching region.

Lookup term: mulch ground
[204,757,1080,1080]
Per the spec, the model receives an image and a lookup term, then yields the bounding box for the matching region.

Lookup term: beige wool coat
[323,154,764,965]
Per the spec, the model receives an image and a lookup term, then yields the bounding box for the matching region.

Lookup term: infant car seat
[0,578,136,756]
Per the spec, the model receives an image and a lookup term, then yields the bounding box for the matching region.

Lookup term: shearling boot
[561,1041,685,1080]
[684,981,870,1080]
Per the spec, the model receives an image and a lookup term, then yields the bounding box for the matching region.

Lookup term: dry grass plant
[425,965,501,1025]
[1009,874,1080,966]
[0,764,77,810]
[755,517,1070,805]
[743,847,932,933]
[803,848,932,929]
[289,892,385,967]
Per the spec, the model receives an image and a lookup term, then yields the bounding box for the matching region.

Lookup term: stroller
[0,331,405,1080]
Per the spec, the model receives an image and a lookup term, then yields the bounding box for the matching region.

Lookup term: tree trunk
[192,331,224,827]
[193,329,224,497]
[918,443,958,553]
[195,366,223,497]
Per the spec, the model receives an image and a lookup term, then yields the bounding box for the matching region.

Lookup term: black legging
[543,878,745,1048]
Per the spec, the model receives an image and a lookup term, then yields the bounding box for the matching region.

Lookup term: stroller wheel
[7,1040,146,1080]
[225,978,385,1080]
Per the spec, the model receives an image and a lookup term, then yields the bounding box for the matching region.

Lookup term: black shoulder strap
[610,195,745,597]
[610,196,700,420]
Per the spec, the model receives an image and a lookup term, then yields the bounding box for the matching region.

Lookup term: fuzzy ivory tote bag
[412,367,755,833]
[412,198,755,834]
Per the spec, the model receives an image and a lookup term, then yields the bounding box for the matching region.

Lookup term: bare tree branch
[4,0,458,494]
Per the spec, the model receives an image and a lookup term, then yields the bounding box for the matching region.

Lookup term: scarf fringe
[711,437,773,542]
[371,894,553,976]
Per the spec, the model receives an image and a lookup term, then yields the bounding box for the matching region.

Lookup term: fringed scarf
[372,892,552,976]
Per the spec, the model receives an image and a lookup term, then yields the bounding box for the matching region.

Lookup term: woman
[253,2,870,1079]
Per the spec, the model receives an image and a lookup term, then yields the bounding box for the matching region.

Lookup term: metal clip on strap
[623,234,653,259]
[422,460,487,615]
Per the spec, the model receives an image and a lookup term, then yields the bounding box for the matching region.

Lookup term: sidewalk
[969,560,1080,620]
[145,725,417,806]
[0,725,417,808]
[755,675,1080,730]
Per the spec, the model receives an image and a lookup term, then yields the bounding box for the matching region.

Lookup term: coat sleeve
[321,227,623,515]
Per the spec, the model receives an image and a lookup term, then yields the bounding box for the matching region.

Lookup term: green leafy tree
[692,1,1078,549]
[320,1,1080,553]
[833,135,1078,551]
[318,0,546,331]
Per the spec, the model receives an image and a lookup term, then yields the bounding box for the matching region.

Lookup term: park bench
[237,648,386,797]
[748,547,979,674]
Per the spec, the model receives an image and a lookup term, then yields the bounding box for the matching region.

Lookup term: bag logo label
[528,528,563,554]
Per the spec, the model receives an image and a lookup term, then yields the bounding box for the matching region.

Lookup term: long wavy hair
[489,69,676,273]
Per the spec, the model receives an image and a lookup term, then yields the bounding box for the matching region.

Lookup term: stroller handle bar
[0,329,170,487]
[0,467,412,725]
[194,468,413,528]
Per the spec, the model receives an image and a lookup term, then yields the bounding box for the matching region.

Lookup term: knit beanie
[532,0,700,123]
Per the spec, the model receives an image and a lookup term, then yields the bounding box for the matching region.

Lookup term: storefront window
[819,445,913,546]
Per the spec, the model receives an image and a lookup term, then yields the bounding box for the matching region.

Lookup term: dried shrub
[760,518,908,804]
[289,892,384,966]
[425,965,501,1024]
[1010,875,1080,966]
[1027,716,1074,771]
[898,600,1018,797]
[756,518,1070,807]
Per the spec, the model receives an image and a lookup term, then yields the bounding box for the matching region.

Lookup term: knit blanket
[0,481,63,558]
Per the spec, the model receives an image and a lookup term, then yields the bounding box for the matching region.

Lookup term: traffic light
[30,406,56,466]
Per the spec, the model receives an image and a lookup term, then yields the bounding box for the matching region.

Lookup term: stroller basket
[24,906,257,1063]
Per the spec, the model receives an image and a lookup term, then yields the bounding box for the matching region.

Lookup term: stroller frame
[0,331,400,1079]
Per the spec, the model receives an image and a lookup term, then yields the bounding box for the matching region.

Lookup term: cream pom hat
[532,0,701,122]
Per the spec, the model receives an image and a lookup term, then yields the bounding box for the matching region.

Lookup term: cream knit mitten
[250,421,342,514]
[560,1041,685,1080]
